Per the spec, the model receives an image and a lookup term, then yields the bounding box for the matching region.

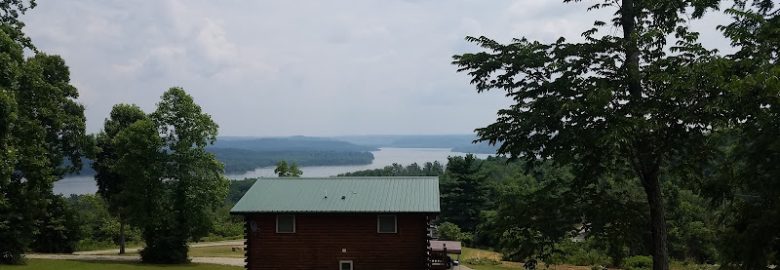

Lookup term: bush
[624,255,653,270]
[567,249,612,266]
[463,257,501,265]
[30,195,82,253]
[140,225,188,264]
[548,240,611,266]
[437,222,471,242]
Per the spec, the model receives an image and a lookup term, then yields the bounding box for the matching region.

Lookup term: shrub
[30,195,82,253]
[140,225,188,264]
[548,240,611,266]
[624,255,653,270]
[567,249,612,266]
[438,222,469,242]
[463,257,501,265]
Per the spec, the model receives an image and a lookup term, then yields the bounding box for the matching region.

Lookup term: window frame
[377,214,397,234]
[276,214,296,233]
[339,260,353,270]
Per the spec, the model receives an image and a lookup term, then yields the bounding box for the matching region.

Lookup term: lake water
[54,147,491,195]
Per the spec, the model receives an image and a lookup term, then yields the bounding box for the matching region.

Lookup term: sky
[22,0,734,137]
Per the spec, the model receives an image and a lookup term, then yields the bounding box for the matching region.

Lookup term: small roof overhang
[430,240,462,254]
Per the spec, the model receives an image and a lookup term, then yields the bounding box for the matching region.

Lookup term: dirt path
[26,253,244,267]
[74,240,243,255]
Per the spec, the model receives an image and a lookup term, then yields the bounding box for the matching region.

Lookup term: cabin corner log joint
[231,177,441,270]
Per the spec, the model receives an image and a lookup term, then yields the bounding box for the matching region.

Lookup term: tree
[116,87,228,264]
[440,155,489,232]
[0,0,36,48]
[274,160,302,177]
[710,1,779,268]
[437,222,471,242]
[0,23,23,265]
[0,20,87,263]
[453,1,725,269]
[30,194,81,254]
[112,119,169,262]
[92,104,147,254]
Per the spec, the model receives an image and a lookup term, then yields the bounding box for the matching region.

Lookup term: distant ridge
[334,134,498,154]
[210,136,378,152]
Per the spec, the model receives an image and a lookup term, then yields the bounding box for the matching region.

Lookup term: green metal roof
[230,177,440,214]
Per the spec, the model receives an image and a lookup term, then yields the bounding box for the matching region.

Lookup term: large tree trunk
[621,0,670,269]
[640,171,670,270]
[119,217,126,255]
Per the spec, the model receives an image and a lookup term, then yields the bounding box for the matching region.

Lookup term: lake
[54,147,492,195]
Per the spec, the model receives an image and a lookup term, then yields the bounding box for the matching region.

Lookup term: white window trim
[339,260,353,270]
[377,214,397,233]
[276,214,296,233]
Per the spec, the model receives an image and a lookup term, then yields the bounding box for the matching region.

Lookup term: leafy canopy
[114,88,228,264]
[453,1,725,269]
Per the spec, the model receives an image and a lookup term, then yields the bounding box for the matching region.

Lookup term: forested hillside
[211,148,373,174]
[209,137,375,173]
[211,136,377,152]
[71,136,377,175]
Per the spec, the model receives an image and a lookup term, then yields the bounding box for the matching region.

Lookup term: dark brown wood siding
[244,213,431,270]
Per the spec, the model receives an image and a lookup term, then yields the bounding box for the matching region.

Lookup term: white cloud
[22,0,734,136]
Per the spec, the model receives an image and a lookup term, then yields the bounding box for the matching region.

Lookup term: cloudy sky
[22,0,734,136]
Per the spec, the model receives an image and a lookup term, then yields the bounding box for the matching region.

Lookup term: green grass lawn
[188,246,244,258]
[457,247,523,270]
[457,247,594,270]
[4,259,241,270]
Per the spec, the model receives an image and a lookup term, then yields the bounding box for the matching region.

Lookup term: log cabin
[230,177,441,270]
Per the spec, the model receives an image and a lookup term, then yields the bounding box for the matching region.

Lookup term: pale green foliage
[437,222,472,242]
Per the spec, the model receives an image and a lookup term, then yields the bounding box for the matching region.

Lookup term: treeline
[212,148,374,174]
[337,161,444,176]
[334,156,740,269]
[433,155,720,267]
[336,134,499,154]
[41,187,249,254]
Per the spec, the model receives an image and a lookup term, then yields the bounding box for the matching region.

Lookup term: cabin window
[377,215,397,233]
[339,260,353,270]
[276,214,295,233]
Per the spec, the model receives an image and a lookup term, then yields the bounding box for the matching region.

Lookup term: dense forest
[210,148,374,174]
[337,161,444,176]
